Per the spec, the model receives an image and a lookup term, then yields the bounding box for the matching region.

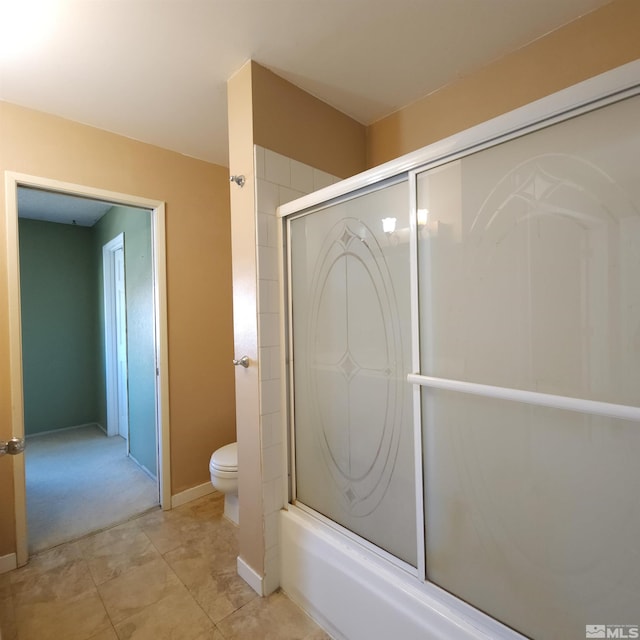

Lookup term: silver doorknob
[0,437,25,457]
[233,356,250,368]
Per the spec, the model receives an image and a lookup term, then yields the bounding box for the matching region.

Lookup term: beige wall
[0,102,236,555]
[367,0,640,167]
[251,61,367,179]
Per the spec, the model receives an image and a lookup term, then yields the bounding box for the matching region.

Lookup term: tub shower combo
[275,61,640,640]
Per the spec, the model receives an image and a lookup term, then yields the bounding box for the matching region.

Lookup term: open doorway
[5,174,171,564]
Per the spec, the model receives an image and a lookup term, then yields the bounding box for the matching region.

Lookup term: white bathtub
[279,506,525,640]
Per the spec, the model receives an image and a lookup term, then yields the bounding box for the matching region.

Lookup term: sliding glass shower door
[415,94,640,639]
[286,85,640,640]
[288,179,417,567]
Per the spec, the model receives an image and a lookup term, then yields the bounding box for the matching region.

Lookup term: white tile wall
[253,145,340,593]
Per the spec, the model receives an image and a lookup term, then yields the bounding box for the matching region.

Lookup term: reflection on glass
[290,180,416,566]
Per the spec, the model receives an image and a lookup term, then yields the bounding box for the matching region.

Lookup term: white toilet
[209,442,239,525]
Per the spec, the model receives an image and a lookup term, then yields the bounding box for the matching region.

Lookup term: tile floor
[0,492,331,640]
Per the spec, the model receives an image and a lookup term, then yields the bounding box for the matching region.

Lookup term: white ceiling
[17,187,116,226]
[1,0,611,167]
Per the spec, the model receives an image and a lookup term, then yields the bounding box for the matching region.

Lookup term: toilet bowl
[209,442,239,525]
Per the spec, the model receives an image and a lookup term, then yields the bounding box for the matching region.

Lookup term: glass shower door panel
[290,180,416,567]
[423,389,640,640]
[418,95,640,405]
[417,94,640,638]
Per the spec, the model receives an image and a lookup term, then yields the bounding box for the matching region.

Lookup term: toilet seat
[209,441,239,525]
[210,442,238,475]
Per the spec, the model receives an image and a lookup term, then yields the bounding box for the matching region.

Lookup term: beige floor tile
[216,590,322,640]
[192,570,259,624]
[0,587,17,640]
[184,533,239,575]
[11,553,94,607]
[80,522,160,585]
[88,627,119,640]
[15,588,111,640]
[165,543,258,622]
[78,520,142,556]
[113,589,217,640]
[137,512,201,555]
[137,494,227,555]
[0,571,13,599]
[98,556,186,624]
[302,628,333,640]
[12,541,83,578]
[184,493,225,520]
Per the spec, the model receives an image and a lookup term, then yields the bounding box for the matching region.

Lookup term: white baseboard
[0,553,17,574]
[171,481,215,508]
[238,555,264,596]
[25,422,102,439]
[128,452,158,482]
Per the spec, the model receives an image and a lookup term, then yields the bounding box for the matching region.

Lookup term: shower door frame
[283,176,423,578]
[279,59,640,639]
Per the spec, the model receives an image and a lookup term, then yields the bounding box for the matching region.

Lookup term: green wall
[94,206,156,477]
[19,219,98,434]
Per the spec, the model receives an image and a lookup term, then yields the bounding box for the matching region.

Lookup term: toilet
[209,442,239,525]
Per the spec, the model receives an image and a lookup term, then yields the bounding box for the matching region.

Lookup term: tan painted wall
[0,102,236,555]
[251,61,367,179]
[367,0,640,167]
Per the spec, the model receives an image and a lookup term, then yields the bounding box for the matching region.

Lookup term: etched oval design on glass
[307,217,404,517]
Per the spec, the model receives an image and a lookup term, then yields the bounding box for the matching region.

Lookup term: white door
[103,233,129,440]
[113,246,129,440]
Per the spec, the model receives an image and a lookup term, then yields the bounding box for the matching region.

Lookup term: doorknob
[233,355,250,368]
[0,437,25,457]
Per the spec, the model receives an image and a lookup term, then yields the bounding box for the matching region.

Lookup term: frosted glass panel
[290,180,416,566]
[417,95,640,406]
[423,389,640,639]
[418,94,640,639]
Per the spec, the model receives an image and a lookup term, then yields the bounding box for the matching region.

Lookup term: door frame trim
[103,233,128,440]
[4,172,172,567]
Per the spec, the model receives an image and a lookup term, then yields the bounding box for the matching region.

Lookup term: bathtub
[279,506,524,640]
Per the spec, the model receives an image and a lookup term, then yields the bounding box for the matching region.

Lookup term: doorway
[5,173,171,566]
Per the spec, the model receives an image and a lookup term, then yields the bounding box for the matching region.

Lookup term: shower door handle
[0,437,25,457]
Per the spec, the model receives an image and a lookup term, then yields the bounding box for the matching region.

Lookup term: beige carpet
[25,424,159,553]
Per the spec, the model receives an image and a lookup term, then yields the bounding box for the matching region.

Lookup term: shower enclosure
[280,61,640,640]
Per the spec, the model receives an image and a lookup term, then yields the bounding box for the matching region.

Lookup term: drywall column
[227,62,264,583]
[227,60,366,593]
